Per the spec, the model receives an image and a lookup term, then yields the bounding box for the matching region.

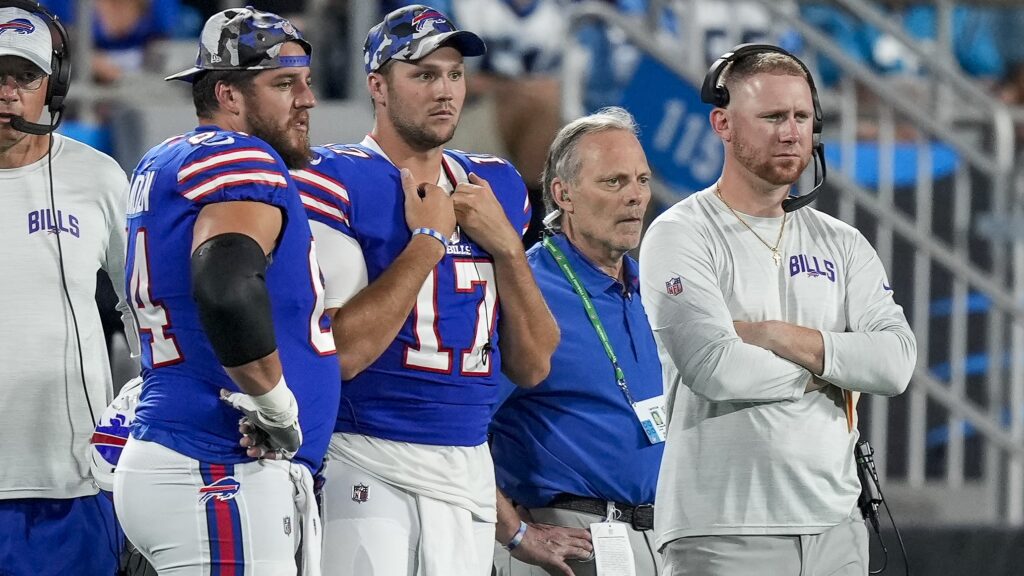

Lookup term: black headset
[701,43,827,212]
[2,0,71,132]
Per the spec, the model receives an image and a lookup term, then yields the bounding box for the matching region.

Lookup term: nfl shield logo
[666,276,683,296]
[352,483,369,503]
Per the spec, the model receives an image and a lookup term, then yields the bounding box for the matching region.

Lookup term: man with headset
[639,45,917,575]
[0,2,137,574]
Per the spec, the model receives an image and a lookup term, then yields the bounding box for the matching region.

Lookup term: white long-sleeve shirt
[0,134,135,500]
[639,187,916,548]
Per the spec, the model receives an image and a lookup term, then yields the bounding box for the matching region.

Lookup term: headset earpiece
[700,54,733,108]
[46,29,70,113]
[1,0,71,113]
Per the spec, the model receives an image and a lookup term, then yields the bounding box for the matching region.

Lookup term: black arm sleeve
[191,233,277,367]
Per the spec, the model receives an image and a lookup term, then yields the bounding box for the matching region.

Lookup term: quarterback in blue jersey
[292,5,559,575]
[113,8,338,574]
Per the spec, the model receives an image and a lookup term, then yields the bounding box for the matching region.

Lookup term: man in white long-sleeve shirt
[639,45,916,575]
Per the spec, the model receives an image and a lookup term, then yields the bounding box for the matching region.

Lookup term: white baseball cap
[0,7,53,74]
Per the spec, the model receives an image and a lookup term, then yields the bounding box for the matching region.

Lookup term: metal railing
[565,0,1024,525]
[760,0,1024,526]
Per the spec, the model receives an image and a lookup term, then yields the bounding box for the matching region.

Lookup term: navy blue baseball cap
[166,6,311,83]
[364,4,485,74]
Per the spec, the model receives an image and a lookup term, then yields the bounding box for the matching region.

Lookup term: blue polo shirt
[490,233,664,508]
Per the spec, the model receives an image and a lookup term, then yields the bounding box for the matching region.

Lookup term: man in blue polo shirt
[490,107,664,576]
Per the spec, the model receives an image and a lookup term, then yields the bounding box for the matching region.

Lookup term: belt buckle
[630,504,654,531]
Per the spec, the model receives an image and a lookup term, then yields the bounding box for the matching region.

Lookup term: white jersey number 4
[129,228,184,367]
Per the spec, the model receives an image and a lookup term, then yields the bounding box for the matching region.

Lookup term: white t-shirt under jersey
[0,134,134,500]
[639,187,916,548]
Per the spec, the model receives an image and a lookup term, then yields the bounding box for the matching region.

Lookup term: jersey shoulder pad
[173,131,289,203]
[291,146,353,224]
[445,149,531,235]
[303,143,393,185]
[321,142,377,161]
[444,149,525,193]
[176,130,285,170]
[445,149,519,175]
[185,129,278,153]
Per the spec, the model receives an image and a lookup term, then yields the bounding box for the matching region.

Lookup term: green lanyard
[542,236,636,406]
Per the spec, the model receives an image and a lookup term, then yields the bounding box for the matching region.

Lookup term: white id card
[590,522,637,576]
[632,394,667,444]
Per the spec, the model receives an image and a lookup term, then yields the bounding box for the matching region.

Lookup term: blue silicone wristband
[505,520,528,551]
[412,227,448,247]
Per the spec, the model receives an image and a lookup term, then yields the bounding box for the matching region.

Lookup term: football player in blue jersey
[113,7,339,574]
[292,4,559,575]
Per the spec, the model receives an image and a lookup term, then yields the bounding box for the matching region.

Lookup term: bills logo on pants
[199,464,245,573]
[115,439,306,574]
[199,475,241,503]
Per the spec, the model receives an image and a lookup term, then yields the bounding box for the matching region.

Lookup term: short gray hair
[541,106,639,230]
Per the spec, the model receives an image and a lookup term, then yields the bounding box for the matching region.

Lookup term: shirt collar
[360,134,393,164]
[360,134,457,191]
[548,233,637,297]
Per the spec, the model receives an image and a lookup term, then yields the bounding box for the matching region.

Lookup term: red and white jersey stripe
[300,192,349,226]
[177,148,276,183]
[291,169,350,205]
[181,170,288,201]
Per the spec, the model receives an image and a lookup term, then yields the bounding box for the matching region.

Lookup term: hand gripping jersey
[294,139,531,446]
[125,127,340,471]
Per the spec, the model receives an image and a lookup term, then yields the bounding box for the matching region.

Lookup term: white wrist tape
[250,375,296,422]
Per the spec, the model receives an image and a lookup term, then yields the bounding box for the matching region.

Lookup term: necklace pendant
[771,249,781,267]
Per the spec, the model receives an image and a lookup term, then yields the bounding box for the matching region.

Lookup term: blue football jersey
[293,137,531,446]
[124,126,340,472]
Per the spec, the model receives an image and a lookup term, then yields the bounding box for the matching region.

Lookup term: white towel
[291,463,323,576]
[415,493,495,576]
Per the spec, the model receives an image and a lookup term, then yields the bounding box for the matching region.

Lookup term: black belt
[547,494,654,531]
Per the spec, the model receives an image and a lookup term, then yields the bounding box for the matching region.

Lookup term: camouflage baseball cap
[364,4,485,74]
[166,6,311,83]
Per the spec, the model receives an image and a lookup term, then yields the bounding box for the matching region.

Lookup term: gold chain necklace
[715,182,787,267]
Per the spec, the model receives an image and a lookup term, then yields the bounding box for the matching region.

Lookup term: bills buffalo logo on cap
[665,276,683,296]
[0,18,34,36]
[363,4,486,73]
[411,9,447,31]
[352,483,369,503]
[199,476,241,503]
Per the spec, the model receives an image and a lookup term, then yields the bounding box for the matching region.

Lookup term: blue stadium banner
[619,55,722,195]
